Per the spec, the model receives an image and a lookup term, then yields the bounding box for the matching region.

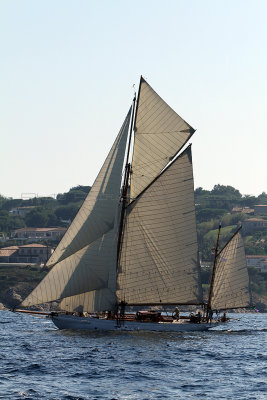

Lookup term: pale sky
[1,0,266,199]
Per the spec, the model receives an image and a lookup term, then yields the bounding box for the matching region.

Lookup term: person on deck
[173,307,180,320]
[208,309,213,323]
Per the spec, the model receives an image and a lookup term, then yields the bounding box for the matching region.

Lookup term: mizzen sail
[130,77,195,199]
[210,230,251,310]
[117,146,203,305]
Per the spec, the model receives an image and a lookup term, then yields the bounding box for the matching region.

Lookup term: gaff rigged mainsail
[117,146,202,305]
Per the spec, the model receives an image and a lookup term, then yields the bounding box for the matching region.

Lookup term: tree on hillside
[194,187,210,196]
[0,214,25,234]
[211,184,242,198]
[240,195,257,207]
[56,186,91,205]
[25,209,48,227]
[257,192,267,205]
[1,198,24,211]
[55,204,79,221]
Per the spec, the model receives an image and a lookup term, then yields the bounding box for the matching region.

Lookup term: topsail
[130,77,195,199]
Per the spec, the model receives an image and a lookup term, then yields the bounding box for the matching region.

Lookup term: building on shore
[0,243,53,265]
[246,255,267,273]
[9,206,36,217]
[242,218,267,234]
[11,227,67,241]
[231,206,254,215]
[254,205,267,216]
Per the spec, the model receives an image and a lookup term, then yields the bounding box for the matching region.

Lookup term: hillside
[1,184,267,310]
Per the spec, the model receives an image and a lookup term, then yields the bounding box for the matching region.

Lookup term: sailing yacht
[17,77,252,331]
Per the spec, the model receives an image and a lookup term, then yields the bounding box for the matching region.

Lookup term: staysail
[46,108,131,268]
[130,77,195,199]
[60,288,116,313]
[21,228,117,309]
[21,108,131,310]
[117,146,203,305]
[210,229,251,310]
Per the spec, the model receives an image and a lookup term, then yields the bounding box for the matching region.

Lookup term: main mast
[116,92,137,266]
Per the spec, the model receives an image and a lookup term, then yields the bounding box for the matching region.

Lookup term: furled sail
[21,228,117,308]
[210,230,251,310]
[130,77,195,199]
[46,108,131,268]
[117,146,203,305]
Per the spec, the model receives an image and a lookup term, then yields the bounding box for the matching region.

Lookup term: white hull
[51,314,219,332]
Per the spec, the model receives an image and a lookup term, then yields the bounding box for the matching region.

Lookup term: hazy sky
[1,0,266,199]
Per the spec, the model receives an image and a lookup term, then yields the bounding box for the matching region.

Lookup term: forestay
[210,231,251,310]
[117,146,203,305]
[21,109,131,309]
[46,109,131,268]
[130,77,195,199]
[21,228,117,309]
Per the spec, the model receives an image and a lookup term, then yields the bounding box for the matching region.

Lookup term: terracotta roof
[19,244,48,248]
[0,246,19,250]
[246,255,267,259]
[12,227,67,233]
[0,248,18,257]
[244,218,267,222]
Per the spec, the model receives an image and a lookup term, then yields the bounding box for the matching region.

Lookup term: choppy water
[0,311,267,399]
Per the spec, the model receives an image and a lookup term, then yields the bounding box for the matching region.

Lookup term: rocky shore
[1,284,267,313]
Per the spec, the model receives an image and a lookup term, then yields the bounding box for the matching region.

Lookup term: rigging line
[133,130,189,158]
[116,96,137,268]
[138,76,194,130]
[216,225,242,257]
[135,130,190,135]
[128,144,193,207]
[207,224,222,316]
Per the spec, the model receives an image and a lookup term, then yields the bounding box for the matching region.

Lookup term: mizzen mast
[206,224,222,318]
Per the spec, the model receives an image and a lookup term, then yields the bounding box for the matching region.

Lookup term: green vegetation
[248,267,267,297]
[0,185,91,237]
[0,183,266,257]
[0,264,47,307]
[195,185,267,261]
[201,265,267,301]
[1,183,267,305]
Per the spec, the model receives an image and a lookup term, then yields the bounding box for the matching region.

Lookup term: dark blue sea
[0,311,267,399]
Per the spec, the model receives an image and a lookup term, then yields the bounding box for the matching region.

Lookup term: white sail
[46,109,131,268]
[117,146,203,305]
[210,231,251,310]
[59,288,116,313]
[21,108,131,309]
[130,77,195,199]
[21,228,117,307]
